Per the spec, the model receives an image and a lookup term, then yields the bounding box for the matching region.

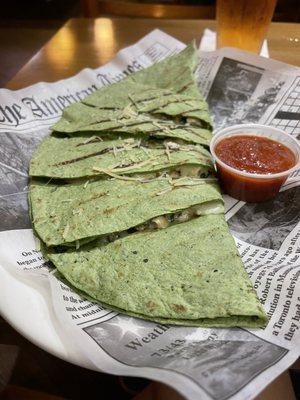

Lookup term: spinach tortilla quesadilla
[30,176,223,247]
[29,135,214,179]
[52,103,211,146]
[29,42,268,328]
[45,215,267,328]
[51,43,212,146]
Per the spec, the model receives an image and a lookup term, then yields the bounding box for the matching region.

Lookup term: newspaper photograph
[0,29,299,400]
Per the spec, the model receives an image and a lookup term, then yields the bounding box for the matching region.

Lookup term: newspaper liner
[0,30,299,400]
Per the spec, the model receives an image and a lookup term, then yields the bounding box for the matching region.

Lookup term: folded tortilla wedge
[29,135,213,179]
[51,43,212,146]
[30,176,223,247]
[45,214,267,328]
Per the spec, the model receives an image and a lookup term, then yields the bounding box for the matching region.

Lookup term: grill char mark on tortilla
[52,146,126,166]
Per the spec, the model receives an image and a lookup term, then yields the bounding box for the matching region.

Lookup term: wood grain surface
[6,18,300,90]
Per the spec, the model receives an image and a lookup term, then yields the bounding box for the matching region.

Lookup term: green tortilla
[29,135,213,179]
[51,43,212,146]
[46,215,267,328]
[30,177,223,246]
[52,95,211,145]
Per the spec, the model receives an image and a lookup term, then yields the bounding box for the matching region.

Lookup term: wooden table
[3,17,300,400]
[6,18,300,91]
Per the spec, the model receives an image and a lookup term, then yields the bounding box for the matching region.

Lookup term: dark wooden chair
[81,0,215,19]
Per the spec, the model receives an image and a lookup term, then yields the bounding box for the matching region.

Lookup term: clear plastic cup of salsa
[210,124,300,203]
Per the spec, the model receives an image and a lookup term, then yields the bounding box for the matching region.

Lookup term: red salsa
[215,135,296,174]
[214,135,296,203]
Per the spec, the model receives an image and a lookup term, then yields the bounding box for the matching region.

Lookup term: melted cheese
[151,216,170,229]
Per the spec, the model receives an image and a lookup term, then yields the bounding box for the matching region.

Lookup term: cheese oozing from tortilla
[124,200,224,233]
[93,200,224,246]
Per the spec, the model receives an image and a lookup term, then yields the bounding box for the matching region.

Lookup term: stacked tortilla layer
[29,43,267,328]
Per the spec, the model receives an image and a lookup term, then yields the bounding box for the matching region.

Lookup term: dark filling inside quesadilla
[96,200,224,245]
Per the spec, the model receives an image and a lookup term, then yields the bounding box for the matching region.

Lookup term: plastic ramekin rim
[210,123,300,180]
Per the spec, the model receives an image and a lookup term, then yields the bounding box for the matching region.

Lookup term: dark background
[1,0,300,87]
